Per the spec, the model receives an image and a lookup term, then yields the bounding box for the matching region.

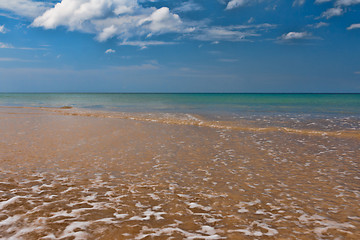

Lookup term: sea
[1,93,359,116]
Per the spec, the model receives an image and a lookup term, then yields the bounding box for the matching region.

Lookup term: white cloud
[138,7,183,34]
[105,49,116,54]
[347,23,360,30]
[0,0,50,18]
[111,61,160,70]
[226,0,250,10]
[308,22,329,28]
[218,58,238,62]
[0,42,14,48]
[32,0,187,42]
[0,42,47,50]
[97,25,118,42]
[321,7,343,18]
[0,57,36,62]
[315,22,329,28]
[193,24,276,42]
[174,1,203,12]
[194,26,255,41]
[280,31,311,41]
[119,40,176,49]
[336,0,360,6]
[293,0,306,7]
[315,0,332,3]
[0,25,6,33]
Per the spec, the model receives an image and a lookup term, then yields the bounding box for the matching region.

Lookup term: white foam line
[186,202,212,211]
[130,208,166,221]
[0,196,21,210]
[0,215,21,227]
[60,221,91,239]
[148,193,160,200]
[135,226,224,240]
[114,213,128,219]
[7,226,44,240]
[299,214,355,236]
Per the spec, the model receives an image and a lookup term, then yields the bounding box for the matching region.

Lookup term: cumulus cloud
[138,7,183,34]
[31,0,188,42]
[347,23,360,30]
[0,0,279,47]
[321,7,343,18]
[105,48,116,54]
[0,0,50,18]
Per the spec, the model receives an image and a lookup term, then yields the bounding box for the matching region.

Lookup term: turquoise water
[0,93,359,116]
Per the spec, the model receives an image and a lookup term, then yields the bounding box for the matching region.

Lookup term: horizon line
[0,92,360,94]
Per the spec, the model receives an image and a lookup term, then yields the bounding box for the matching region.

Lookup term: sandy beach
[0,107,359,239]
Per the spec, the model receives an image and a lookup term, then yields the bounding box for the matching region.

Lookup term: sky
[0,0,359,93]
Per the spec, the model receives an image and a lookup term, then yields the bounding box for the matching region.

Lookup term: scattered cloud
[347,23,360,30]
[0,42,14,48]
[105,49,116,54]
[336,0,360,6]
[354,71,360,74]
[0,57,37,62]
[119,40,177,49]
[321,7,343,19]
[247,17,255,23]
[226,0,251,10]
[224,0,270,10]
[194,26,256,42]
[315,0,332,4]
[218,58,238,62]
[174,1,203,12]
[293,0,306,7]
[0,42,47,50]
[281,31,310,40]
[308,22,329,28]
[0,25,7,33]
[111,61,160,71]
[278,31,317,43]
[315,22,330,28]
[193,23,276,42]
[0,0,50,18]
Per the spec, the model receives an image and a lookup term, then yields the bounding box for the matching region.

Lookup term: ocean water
[0,94,360,239]
[1,93,359,116]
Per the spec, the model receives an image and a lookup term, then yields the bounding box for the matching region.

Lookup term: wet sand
[0,107,359,239]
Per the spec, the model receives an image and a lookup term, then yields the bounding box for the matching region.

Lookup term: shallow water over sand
[0,107,359,239]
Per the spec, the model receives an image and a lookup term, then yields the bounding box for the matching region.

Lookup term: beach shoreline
[0,106,359,239]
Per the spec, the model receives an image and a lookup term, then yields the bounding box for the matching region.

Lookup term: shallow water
[0,107,359,239]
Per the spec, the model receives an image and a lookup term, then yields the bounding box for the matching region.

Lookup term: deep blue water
[0,93,359,117]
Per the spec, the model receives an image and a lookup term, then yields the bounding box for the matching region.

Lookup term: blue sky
[0,0,359,93]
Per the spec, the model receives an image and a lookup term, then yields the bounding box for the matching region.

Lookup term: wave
[2,106,359,139]
[44,107,360,139]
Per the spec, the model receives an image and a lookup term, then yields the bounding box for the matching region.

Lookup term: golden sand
[0,107,359,239]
